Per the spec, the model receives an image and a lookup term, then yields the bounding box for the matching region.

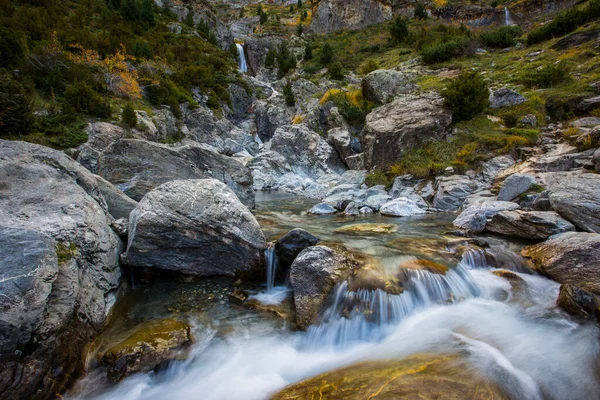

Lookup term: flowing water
[70,191,600,400]
[236,43,247,73]
[505,7,514,26]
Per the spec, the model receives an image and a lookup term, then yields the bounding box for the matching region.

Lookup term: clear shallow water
[70,192,600,400]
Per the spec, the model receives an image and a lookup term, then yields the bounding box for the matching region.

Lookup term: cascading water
[505,7,513,26]
[236,43,247,73]
[247,245,290,305]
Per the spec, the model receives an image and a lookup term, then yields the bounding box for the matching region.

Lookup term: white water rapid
[73,246,600,400]
[236,43,247,73]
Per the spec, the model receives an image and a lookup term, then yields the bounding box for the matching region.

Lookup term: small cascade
[458,248,489,269]
[459,248,532,273]
[504,7,513,26]
[265,245,278,292]
[236,43,247,73]
[303,265,480,348]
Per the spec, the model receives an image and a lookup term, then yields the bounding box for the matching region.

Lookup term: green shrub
[283,81,295,106]
[526,0,600,45]
[0,70,33,135]
[64,81,112,118]
[121,103,137,127]
[265,48,277,68]
[389,16,409,43]
[366,170,391,188]
[277,41,297,78]
[320,43,334,65]
[131,41,152,59]
[520,62,571,88]
[359,60,380,75]
[414,2,428,20]
[442,71,489,122]
[259,10,268,24]
[304,42,313,60]
[480,25,522,48]
[330,92,374,126]
[329,62,344,80]
[421,38,469,64]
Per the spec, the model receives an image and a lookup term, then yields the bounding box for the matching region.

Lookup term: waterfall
[303,265,480,349]
[265,245,277,292]
[504,7,513,26]
[236,43,247,73]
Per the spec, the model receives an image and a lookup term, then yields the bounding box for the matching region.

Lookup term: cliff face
[309,0,393,33]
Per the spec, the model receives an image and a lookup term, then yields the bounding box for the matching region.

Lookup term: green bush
[283,81,295,106]
[265,48,277,68]
[359,60,380,75]
[121,103,137,127]
[442,71,489,122]
[330,92,374,126]
[329,62,344,80]
[64,81,112,118]
[389,16,409,43]
[414,2,428,20]
[0,70,33,135]
[480,25,522,48]
[421,38,469,64]
[365,170,391,188]
[276,41,296,79]
[526,0,600,44]
[304,42,313,60]
[520,62,571,88]
[320,43,334,65]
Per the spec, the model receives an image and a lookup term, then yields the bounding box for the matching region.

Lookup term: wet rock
[102,319,192,381]
[309,0,392,34]
[380,198,426,217]
[122,179,266,278]
[275,229,320,270]
[522,232,600,294]
[362,93,452,168]
[489,88,525,109]
[453,201,520,233]
[556,284,600,321]
[334,223,398,236]
[433,175,478,211]
[272,354,505,400]
[96,139,255,209]
[497,174,536,201]
[547,174,600,233]
[362,69,416,104]
[486,210,575,240]
[290,246,349,329]
[308,203,337,215]
[0,140,122,399]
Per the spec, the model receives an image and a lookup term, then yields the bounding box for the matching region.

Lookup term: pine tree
[414,2,428,20]
[184,10,194,27]
[239,6,245,18]
[139,0,155,27]
[119,0,139,22]
[329,61,344,80]
[283,81,295,106]
[320,43,333,65]
[296,24,304,36]
[304,42,312,60]
[122,103,138,128]
[259,11,268,24]
[389,16,408,43]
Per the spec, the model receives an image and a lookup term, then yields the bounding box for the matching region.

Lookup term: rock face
[522,232,600,294]
[362,69,416,104]
[486,210,575,240]
[0,140,122,399]
[275,229,320,270]
[310,0,393,33]
[547,174,600,233]
[290,246,347,329]
[489,88,526,108]
[96,139,255,209]
[102,319,192,381]
[497,173,536,201]
[122,179,266,278]
[362,93,452,168]
[272,354,506,400]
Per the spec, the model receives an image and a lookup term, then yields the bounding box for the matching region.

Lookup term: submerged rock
[122,179,266,278]
[308,203,337,215]
[556,284,600,321]
[522,232,600,294]
[334,223,398,236]
[272,354,506,399]
[485,210,575,240]
[102,319,192,381]
[290,246,348,329]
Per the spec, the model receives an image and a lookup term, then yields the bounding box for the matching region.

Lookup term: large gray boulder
[489,88,525,109]
[290,246,347,329]
[486,210,576,240]
[380,198,426,217]
[327,127,355,162]
[253,100,290,142]
[96,139,255,209]
[523,232,600,294]
[547,174,600,233]
[497,173,536,201]
[362,93,452,168]
[275,229,320,270]
[310,0,392,33]
[0,140,122,399]
[453,201,520,233]
[433,175,479,211]
[362,69,416,104]
[122,179,266,277]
